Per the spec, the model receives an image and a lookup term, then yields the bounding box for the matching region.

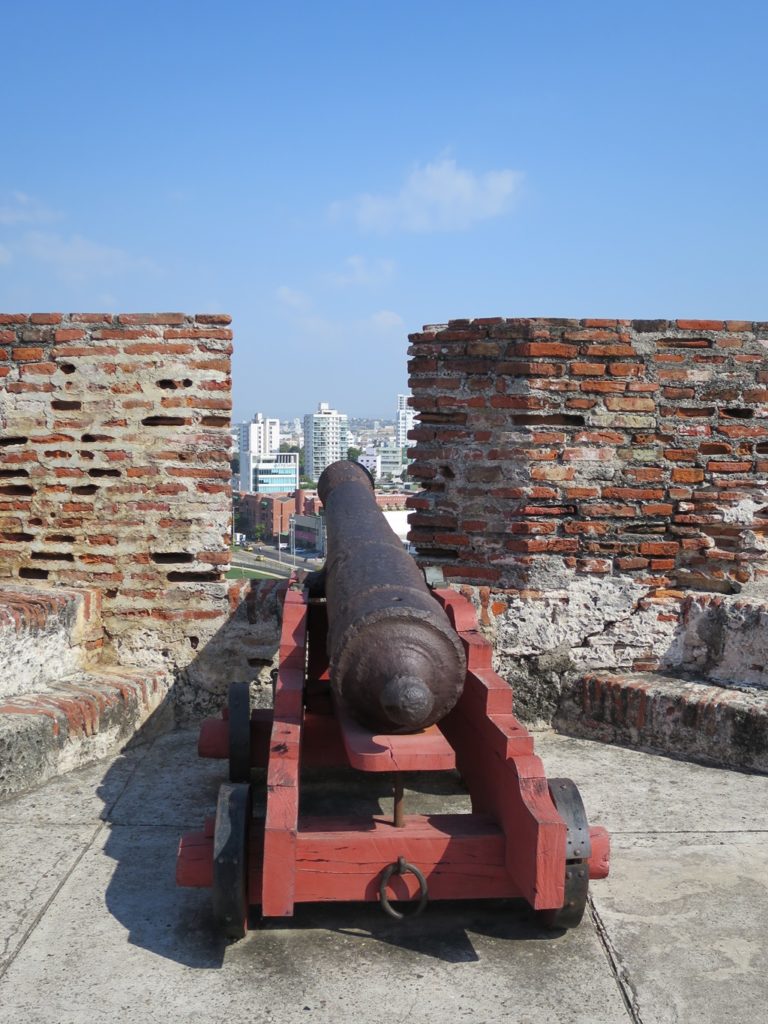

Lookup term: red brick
[54,329,86,342]
[672,468,705,483]
[707,461,753,473]
[584,344,635,358]
[507,520,557,536]
[718,424,768,438]
[30,313,63,324]
[530,465,575,481]
[21,362,56,375]
[574,430,624,444]
[119,313,186,325]
[164,328,233,340]
[604,396,655,411]
[625,467,664,481]
[195,313,233,325]
[664,449,699,461]
[442,565,501,582]
[662,386,696,399]
[55,345,118,357]
[577,558,612,573]
[534,378,578,392]
[94,329,148,340]
[583,504,638,517]
[608,363,642,376]
[603,487,664,500]
[564,521,609,534]
[640,542,680,556]
[579,381,627,394]
[505,538,579,553]
[514,342,578,358]
[675,319,725,331]
[571,362,607,375]
[11,346,46,361]
[489,396,548,409]
[565,487,601,499]
[617,556,649,570]
[497,360,563,377]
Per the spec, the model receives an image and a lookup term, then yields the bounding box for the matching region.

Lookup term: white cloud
[330,158,523,234]
[276,284,311,309]
[369,310,404,331]
[277,302,405,349]
[324,255,395,288]
[17,231,158,283]
[0,191,59,226]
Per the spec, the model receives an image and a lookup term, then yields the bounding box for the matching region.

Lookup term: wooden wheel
[212,782,251,940]
[537,778,591,930]
[227,681,252,783]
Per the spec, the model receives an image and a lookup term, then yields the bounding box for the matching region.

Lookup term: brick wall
[408,318,768,593]
[0,313,240,707]
[407,318,768,720]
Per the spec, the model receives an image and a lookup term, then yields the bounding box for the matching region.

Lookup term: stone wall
[0,312,246,712]
[407,317,768,721]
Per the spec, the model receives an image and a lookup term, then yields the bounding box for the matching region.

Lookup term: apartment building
[237,412,280,492]
[396,393,415,448]
[303,402,349,482]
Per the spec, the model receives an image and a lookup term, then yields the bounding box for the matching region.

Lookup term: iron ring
[378,856,428,920]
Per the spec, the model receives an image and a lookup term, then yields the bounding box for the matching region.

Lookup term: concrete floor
[1,727,767,1024]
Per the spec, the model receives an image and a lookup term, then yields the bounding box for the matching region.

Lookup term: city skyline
[235,393,412,494]
[3,3,767,423]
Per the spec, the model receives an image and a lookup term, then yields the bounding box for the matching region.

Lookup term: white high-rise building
[396,394,415,448]
[303,402,349,482]
[238,412,280,492]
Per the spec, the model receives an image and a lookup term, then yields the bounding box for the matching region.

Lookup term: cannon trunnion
[177,461,610,937]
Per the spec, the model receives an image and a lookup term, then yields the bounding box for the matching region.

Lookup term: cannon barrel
[316,460,465,733]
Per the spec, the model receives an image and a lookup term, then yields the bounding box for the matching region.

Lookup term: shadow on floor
[95,721,561,969]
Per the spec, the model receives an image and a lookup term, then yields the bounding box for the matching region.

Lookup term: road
[231,545,324,579]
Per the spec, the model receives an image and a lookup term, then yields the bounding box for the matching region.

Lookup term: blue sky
[2,1,766,421]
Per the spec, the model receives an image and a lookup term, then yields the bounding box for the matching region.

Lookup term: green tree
[280,442,304,477]
[347,446,362,461]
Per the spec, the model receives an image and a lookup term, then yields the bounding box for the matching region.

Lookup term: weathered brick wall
[407,318,768,720]
[408,317,767,592]
[0,313,241,709]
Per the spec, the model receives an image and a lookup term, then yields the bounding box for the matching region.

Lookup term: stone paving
[1,728,766,1024]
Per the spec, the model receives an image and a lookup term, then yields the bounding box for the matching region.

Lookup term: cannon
[177,461,610,938]
[315,459,465,733]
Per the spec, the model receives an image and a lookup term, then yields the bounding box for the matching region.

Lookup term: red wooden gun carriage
[177,461,610,938]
